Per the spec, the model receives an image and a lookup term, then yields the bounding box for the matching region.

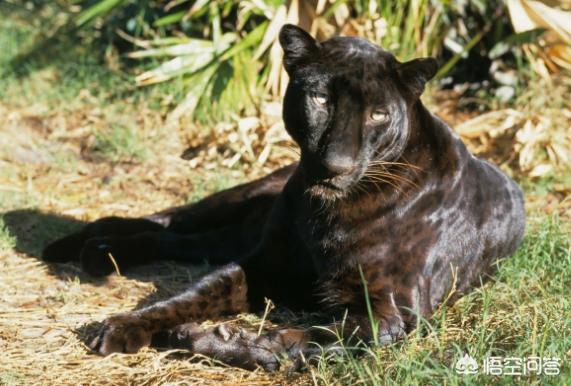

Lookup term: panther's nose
[322,154,356,176]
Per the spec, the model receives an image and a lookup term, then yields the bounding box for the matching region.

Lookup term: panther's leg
[42,217,164,263]
[90,262,258,356]
[41,163,295,264]
[153,311,405,371]
[90,256,302,372]
[151,324,309,371]
[79,223,262,276]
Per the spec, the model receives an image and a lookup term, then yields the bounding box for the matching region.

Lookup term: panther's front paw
[165,323,281,371]
[90,312,152,355]
[378,315,406,345]
[80,238,119,276]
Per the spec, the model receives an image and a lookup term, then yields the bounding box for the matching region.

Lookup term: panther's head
[279,24,438,200]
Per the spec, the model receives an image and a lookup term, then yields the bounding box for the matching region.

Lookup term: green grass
[0,371,26,386]
[90,124,150,163]
[185,171,246,204]
[0,4,187,113]
[0,217,17,252]
[309,215,570,385]
[0,16,126,108]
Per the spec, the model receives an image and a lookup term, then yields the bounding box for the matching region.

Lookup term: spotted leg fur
[90,263,248,355]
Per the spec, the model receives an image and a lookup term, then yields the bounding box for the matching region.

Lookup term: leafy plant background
[12,0,566,179]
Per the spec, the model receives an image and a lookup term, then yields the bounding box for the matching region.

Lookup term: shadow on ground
[1,208,317,358]
[2,209,104,285]
[1,208,204,286]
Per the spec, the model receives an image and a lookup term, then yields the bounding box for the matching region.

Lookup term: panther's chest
[299,211,410,271]
[294,186,451,287]
[306,217,440,317]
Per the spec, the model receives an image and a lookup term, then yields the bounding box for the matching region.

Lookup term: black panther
[43,24,526,371]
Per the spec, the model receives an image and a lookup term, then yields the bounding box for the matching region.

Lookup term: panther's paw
[90,312,152,355]
[378,315,406,345]
[165,323,281,371]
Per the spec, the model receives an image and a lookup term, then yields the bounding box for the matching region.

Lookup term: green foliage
[76,0,130,27]
[7,0,549,121]
[0,5,125,107]
[0,4,193,114]
[29,0,536,122]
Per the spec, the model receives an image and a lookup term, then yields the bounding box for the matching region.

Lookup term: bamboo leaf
[184,0,211,19]
[253,5,287,60]
[167,63,220,123]
[127,39,216,59]
[153,11,186,27]
[76,0,128,26]
[218,21,269,62]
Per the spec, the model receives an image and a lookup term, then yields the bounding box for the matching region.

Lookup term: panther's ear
[279,24,318,74]
[396,58,438,98]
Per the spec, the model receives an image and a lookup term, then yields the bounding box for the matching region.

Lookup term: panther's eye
[311,93,328,106]
[370,109,389,122]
